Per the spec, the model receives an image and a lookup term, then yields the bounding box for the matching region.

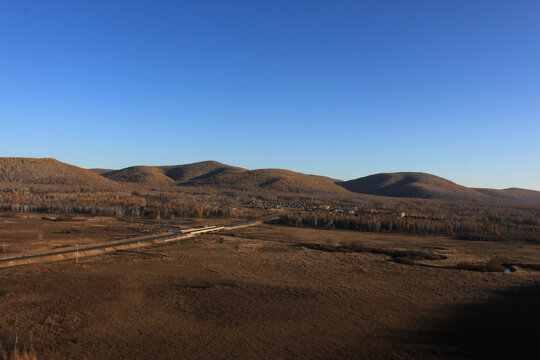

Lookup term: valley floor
[0,215,539,359]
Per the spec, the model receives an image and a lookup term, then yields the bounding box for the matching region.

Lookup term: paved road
[0,214,281,268]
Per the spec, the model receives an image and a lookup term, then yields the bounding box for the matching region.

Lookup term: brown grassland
[1,213,540,359]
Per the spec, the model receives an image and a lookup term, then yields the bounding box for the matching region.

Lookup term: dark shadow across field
[407,284,540,359]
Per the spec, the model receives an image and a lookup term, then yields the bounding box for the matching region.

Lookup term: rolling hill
[89,168,113,175]
[0,158,117,187]
[161,161,244,182]
[474,187,540,205]
[101,166,176,184]
[100,161,244,184]
[338,172,540,204]
[181,168,350,196]
[101,162,540,204]
[338,172,493,201]
[102,161,350,197]
[3,157,538,204]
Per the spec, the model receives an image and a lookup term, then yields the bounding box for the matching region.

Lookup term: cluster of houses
[236,198,371,216]
[235,198,409,219]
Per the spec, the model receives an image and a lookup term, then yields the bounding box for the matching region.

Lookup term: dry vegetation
[1,224,540,359]
[1,158,540,359]
[1,157,539,244]
[100,160,243,184]
[3,181,538,244]
[277,200,540,243]
[0,184,236,220]
[1,341,37,360]
[103,161,350,198]
[0,158,115,188]
[182,168,348,196]
[338,172,486,200]
[1,328,37,360]
[338,171,540,204]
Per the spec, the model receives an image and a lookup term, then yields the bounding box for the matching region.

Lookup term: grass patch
[296,242,447,263]
[453,261,506,272]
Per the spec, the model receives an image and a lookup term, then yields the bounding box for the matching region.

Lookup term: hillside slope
[89,168,113,175]
[4,158,538,204]
[182,168,349,196]
[0,158,117,187]
[101,163,540,204]
[102,160,350,197]
[161,161,244,182]
[474,188,540,205]
[338,172,492,201]
[101,161,243,185]
[102,166,175,184]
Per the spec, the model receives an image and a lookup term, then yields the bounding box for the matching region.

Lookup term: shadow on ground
[408,283,540,359]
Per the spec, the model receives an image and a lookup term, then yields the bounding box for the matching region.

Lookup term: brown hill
[338,172,492,201]
[102,160,350,197]
[161,161,244,182]
[182,168,349,196]
[102,166,175,184]
[102,162,540,204]
[474,187,540,205]
[4,158,539,205]
[89,168,113,175]
[101,161,242,184]
[339,172,540,204]
[0,158,117,187]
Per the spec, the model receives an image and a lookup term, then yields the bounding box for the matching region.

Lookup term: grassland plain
[1,218,540,359]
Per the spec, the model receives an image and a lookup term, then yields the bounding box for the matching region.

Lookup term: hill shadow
[188,167,243,181]
[406,283,540,359]
[336,173,431,198]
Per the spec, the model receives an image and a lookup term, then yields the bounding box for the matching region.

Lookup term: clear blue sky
[1,1,539,190]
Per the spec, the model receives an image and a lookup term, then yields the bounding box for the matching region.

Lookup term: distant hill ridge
[0,157,117,187]
[338,172,488,201]
[473,187,540,205]
[99,162,540,204]
[100,161,349,196]
[1,158,538,204]
[339,172,540,204]
[181,168,347,196]
[100,161,244,184]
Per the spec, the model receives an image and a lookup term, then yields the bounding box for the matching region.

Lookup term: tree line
[0,185,235,220]
[277,206,540,243]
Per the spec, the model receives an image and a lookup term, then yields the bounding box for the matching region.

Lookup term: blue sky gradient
[1,1,539,189]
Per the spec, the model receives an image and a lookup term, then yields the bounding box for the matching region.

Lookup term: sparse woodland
[278,201,540,243]
[1,180,538,243]
[0,184,234,220]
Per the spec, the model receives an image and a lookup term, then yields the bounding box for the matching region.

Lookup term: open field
[1,215,540,359]
[0,213,278,269]
[0,212,248,255]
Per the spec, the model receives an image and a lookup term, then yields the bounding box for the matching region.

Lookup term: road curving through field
[0,214,280,268]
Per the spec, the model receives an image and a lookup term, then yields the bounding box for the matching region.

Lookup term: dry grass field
[1,215,539,359]
[0,212,240,255]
